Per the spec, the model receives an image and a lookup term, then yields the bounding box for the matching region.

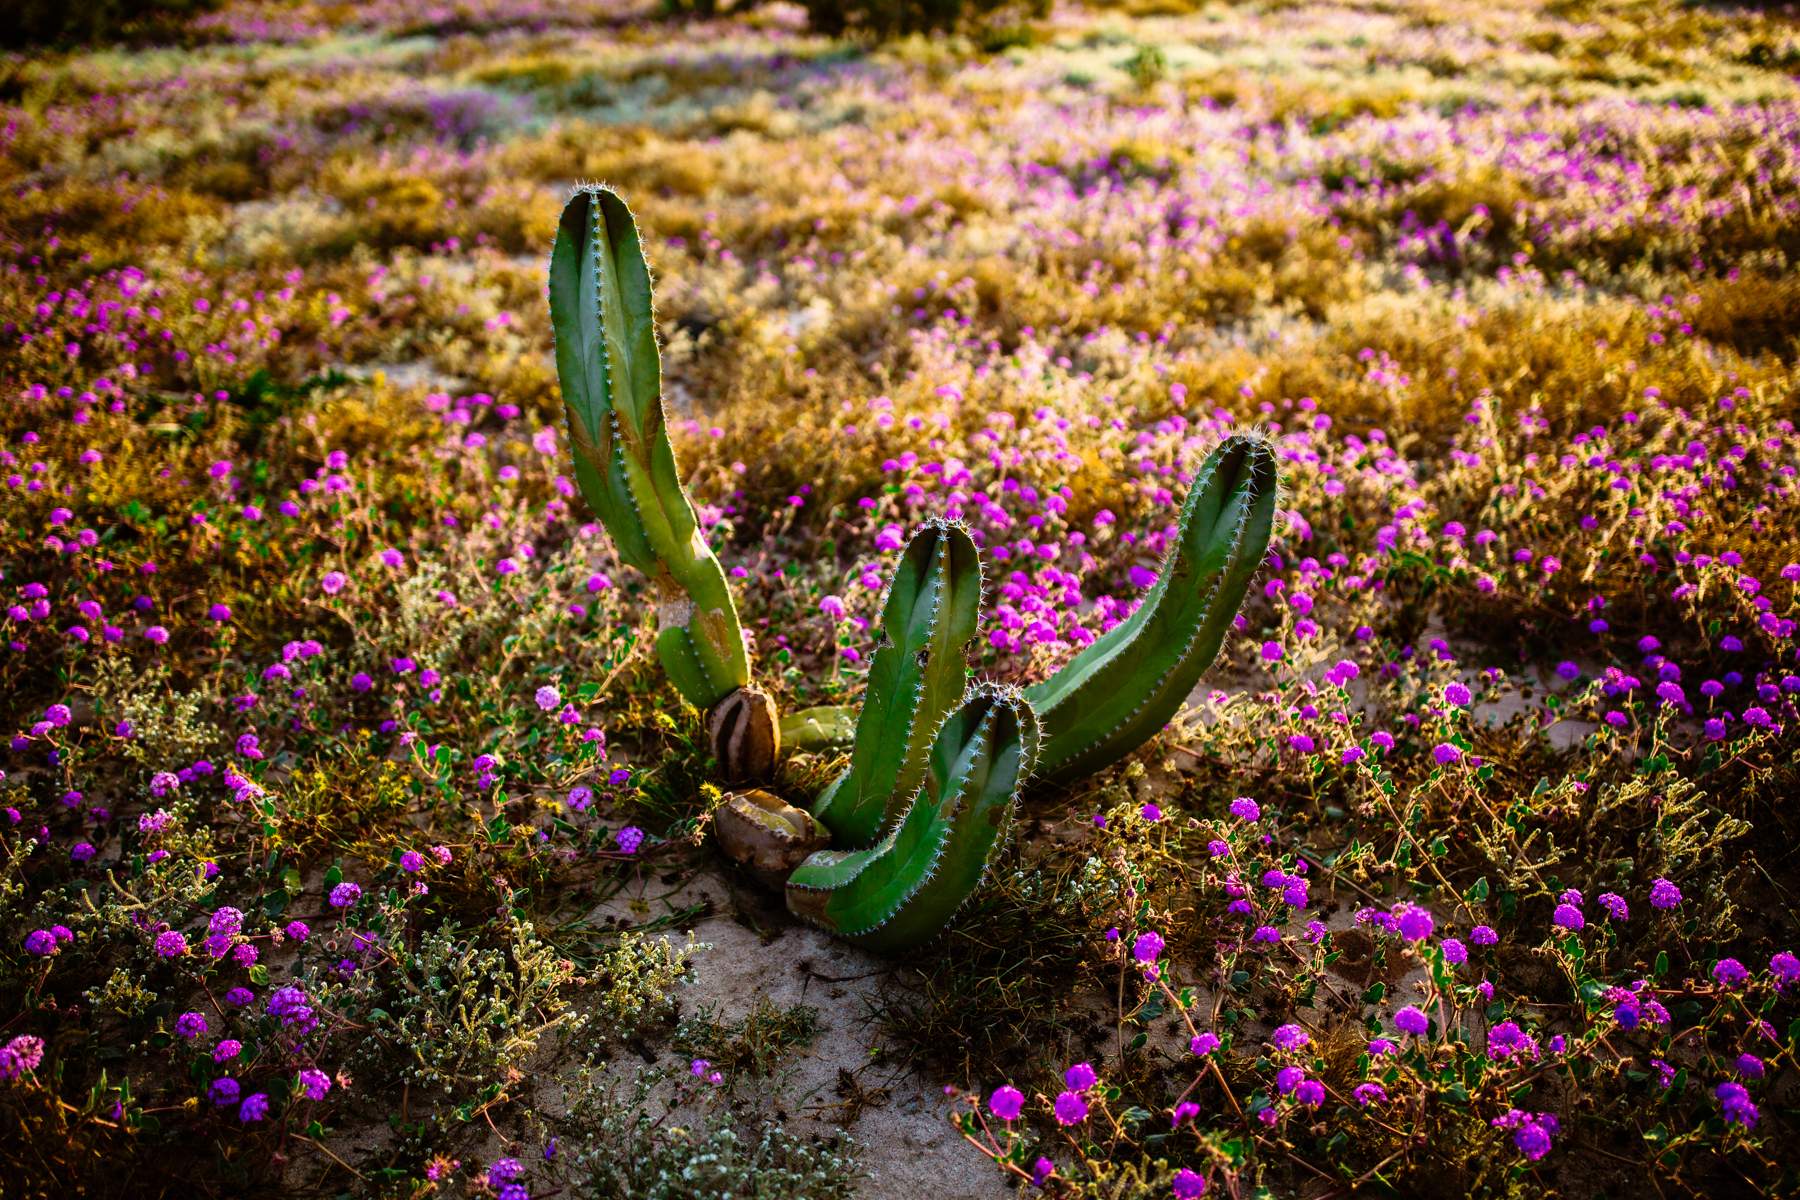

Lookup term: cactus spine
[1025,433,1278,786]
[810,518,983,848]
[785,683,1037,953]
[548,185,751,712]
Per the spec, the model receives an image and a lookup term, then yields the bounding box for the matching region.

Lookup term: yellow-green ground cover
[2,1,1799,1196]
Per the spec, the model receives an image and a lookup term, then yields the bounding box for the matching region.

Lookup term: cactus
[546,185,1282,955]
[712,788,830,886]
[785,683,1037,953]
[707,686,781,782]
[1025,433,1278,786]
[778,705,857,754]
[810,518,983,848]
[548,185,756,718]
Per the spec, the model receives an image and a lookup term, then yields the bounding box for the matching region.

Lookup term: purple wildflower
[1397,905,1434,941]
[1552,904,1585,932]
[1716,1081,1759,1127]
[1271,1023,1309,1051]
[1393,1006,1429,1036]
[0,1036,45,1079]
[1052,1090,1088,1125]
[1165,1155,1205,1193]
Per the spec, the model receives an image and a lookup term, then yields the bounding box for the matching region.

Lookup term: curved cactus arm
[779,705,858,754]
[1025,432,1278,787]
[785,684,1037,954]
[809,519,982,848]
[548,184,750,711]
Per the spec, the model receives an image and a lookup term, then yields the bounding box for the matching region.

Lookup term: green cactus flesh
[1025,432,1278,787]
[779,705,858,754]
[547,185,749,711]
[785,684,1037,954]
[809,519,982,848]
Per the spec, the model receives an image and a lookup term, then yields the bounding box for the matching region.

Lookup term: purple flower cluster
[1492,1109,1560,1160]
[0,1036,45,1080]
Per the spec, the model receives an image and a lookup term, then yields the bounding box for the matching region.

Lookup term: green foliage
[551,1060,860,1200]
[590,932,704,1040]
[674,996,822,1081]
[1123,43,1170,90]
[379,917,584,1101]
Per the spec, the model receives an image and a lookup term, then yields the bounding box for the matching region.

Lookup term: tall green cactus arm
[548,185,750,711]
[786,684,1037,954]
[1025,432,1278,787]
[810,518,983,848]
